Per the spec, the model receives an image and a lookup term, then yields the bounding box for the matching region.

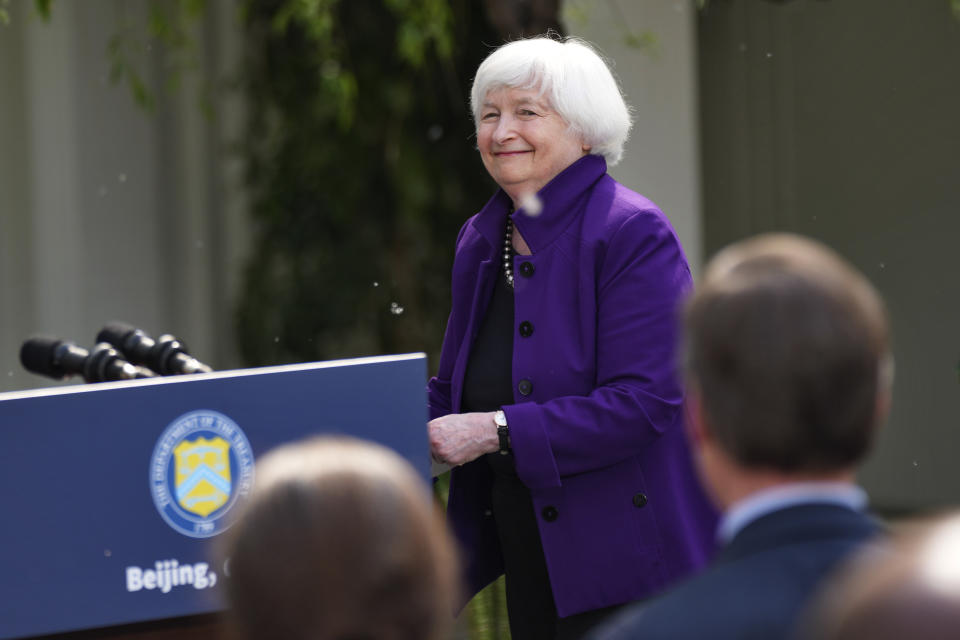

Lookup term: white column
[564,0,703,276]
[25,1,86,333]
[0,0,36,389]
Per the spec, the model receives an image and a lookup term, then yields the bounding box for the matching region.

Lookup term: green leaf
[397,21,426,66]
[623,30,658,55]
[335,71,357,130]
[34,0,51,21]
[129,71,156,112]
[566,5,589,28]
[182,0,207,19]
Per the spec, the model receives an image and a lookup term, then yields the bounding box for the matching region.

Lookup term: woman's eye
[481,112,499,120]
[519,109,538,117]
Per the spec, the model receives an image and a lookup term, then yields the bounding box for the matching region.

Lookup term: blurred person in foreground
[426,35,716,639]
[219,436,458,640]
[592,233,894,640]
[802,512,960,639]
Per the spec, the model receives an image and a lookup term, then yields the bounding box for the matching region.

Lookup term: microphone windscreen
[97,321,136,347]
[20,336,63,377]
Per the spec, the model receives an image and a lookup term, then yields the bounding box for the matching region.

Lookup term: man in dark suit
[802,511,960,639]
[592,233,893,640]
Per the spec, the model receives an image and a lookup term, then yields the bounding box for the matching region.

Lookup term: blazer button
[542,506,558,522]
[518,321,534,337]
[632,493,648,508]
[518,379,533,396]
[519,261,535,277]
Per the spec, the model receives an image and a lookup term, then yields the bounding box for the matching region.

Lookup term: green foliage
[467,577,512,639]
[106,0,209,113]
[34,0,50,19]
[108,30,155,111]
[234,0,499,372]
[564,0,657,57]
[0,0,52,26]
[622,29,657,55]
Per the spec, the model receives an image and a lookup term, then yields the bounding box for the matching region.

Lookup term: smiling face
[477,87,590,206]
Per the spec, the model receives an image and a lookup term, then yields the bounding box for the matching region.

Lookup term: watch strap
[495,410,510,455]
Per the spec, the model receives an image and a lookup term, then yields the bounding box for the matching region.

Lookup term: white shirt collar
[718,482,868,545]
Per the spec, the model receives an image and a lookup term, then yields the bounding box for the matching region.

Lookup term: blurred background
[0,0,959,633]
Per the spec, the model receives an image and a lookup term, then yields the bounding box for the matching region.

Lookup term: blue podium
[0,354,430,639]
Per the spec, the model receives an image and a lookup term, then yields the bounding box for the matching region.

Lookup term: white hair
[470,36,633,166]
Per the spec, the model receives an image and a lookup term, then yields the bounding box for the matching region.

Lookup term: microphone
[96,321,214,375]
[20,337,158,383]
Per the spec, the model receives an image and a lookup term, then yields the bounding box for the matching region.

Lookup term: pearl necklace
[503,217,514,288]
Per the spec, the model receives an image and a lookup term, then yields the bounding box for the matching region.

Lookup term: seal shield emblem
[174,436,232,517]
[151,410,255,538]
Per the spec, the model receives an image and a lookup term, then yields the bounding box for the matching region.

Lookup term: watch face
[495,411,507,427]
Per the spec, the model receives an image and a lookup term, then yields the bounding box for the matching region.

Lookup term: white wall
[0,0,248,393]
[565,0,703,276]
[697,0,960,512]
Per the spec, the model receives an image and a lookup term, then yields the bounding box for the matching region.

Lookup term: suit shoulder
[616,544,864,639]
[586,176,678,243]
[454,213,483,249]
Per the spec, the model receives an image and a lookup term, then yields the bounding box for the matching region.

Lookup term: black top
[460,266,515,414]
[460,267,571,638]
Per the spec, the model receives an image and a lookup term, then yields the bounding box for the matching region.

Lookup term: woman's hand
[428,412,500,467]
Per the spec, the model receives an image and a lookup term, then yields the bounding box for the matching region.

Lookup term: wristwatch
[494,410,510,455]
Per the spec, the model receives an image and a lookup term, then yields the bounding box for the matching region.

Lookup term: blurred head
[684,234,892,478]
[803,513,960,639]
[470,36,631,200]
[220,436,458,640]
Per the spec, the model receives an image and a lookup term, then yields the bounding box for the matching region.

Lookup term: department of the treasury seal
[150,410,255,538]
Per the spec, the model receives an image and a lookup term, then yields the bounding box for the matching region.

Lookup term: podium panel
[0,354,429,640]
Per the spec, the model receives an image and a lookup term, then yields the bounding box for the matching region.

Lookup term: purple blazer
[428,155,717,617]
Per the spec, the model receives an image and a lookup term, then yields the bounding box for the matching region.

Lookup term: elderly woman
[427,37,717,639]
